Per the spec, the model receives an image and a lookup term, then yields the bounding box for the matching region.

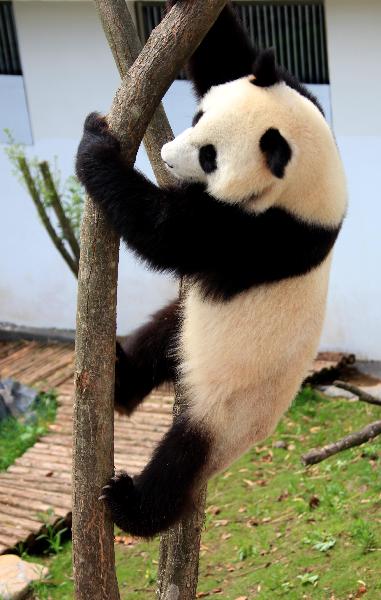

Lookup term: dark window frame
[0,1,22,75]
[135,1,329,84]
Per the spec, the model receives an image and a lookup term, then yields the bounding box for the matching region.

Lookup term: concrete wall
[1,1,177,334]
[0,0,380,358]
[321,0,381,358]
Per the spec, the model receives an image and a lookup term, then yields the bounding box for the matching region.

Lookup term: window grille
[0,1,21,75]
[135,1,329,84]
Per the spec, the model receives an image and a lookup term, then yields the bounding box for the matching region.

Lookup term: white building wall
[0,0,380,358]
[321,0,381,358]
[0,1,178,334]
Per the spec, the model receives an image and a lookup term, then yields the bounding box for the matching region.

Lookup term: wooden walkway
[0,340,173,554]
[0,340,353,554]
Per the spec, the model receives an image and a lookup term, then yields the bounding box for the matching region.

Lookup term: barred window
[0,1,21,75]
[135,1,329,84]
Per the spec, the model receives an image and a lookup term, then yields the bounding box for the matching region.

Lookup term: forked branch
[73,2,227,599]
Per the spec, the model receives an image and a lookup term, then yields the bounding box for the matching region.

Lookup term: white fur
[162,77,347,227]
[165,77,347,476]
[180,256,331,476]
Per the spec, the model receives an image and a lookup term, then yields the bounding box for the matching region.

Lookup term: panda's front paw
[76,112,121,187]
[82,112,120,153]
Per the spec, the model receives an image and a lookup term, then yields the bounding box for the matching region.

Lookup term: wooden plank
[0,341,25,360]
[0,534,17,549]
[0,525,33,540]
[0,511,45,532]
[33,442,72,457]
[24,450,73,466]
[0,483,71,509]
[45,366,74,388]
[9,345,70,380]
[14,455,72,473]
[0,492,68,517]
[0,500,63,523]
[0,473,71,494]
[0,342,39,373]
[7,466,71,482]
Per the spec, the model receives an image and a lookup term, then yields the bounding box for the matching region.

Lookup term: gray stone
[0,554,48,600]
[0,379,37,421]
[273,440,288,449]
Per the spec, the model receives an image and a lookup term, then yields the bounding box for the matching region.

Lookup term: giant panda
[76,1,347,538]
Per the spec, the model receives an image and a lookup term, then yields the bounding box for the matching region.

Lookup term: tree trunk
[72,1,227,598]
[157,476,207,600]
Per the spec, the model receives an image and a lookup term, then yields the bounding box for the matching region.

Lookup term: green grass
[24,387,381,599]
[0,390,57,471]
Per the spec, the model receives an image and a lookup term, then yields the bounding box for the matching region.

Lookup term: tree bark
[301,420,381,466]
[157,481,207,600]
[95,0,175,187]
[72,2,227,599]
[95,5,212,597]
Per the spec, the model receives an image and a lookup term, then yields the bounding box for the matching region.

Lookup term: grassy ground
[0,391,57,472]
[24,387,381,599]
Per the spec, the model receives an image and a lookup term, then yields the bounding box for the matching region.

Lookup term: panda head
[161,50,346,223]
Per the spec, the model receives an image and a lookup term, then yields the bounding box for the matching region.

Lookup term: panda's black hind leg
[101,415,210,537]
[114,299,180,416]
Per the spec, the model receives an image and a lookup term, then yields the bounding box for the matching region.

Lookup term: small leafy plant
[3,129,83,276]
[0,390,57,471]
[36,514,68,555]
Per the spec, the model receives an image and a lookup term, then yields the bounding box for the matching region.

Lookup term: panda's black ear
[260,128,292,178]
[251,48,280,88]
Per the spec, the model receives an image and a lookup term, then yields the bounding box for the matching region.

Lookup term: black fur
[192,110,204,127]
[79,3,337,537]
[114,300,180,415]
[252,48,280,88]
[171,2,256,97]
[101,415,210,537]
[166,1,323,114]
[199,144,217,174]
[260,128,292,179]
[76,114,340,301]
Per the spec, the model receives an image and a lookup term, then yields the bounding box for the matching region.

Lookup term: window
[0,1,22,75]
[135,1,329,84]
[0,1,32,144]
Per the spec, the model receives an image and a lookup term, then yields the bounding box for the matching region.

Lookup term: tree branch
[95,0,175,187]
[73,2,227,598]
[333,380,381,407]
[38,160,81,264]
[17,156,78,277]
[301,420,381,466]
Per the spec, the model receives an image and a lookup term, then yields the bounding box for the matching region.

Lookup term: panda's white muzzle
[161,128,207,183]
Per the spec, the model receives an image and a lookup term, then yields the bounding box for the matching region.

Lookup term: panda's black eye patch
[199,144,217,174]
[192,110,204,127]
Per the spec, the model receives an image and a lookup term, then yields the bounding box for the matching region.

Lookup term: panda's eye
[192,110,204,127]
[199,145,217,174]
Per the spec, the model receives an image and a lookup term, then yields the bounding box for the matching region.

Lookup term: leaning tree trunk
[72,2,227,599]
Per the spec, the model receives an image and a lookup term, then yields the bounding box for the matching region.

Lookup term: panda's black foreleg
[114,299,180,416]
[101,414,210,538]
